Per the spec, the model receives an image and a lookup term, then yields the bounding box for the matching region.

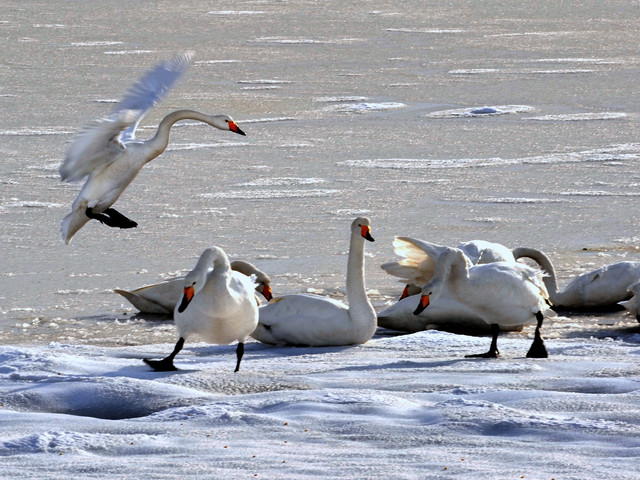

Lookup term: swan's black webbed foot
[234,342,245,373]
[86,207,138,229]
[526,311,548,358]
[466,323,500,358]
[143,357,178,372]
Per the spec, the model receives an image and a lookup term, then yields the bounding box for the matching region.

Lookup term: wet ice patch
[200,189,339,200]
[324,102,406,113]
[525,112,627,121]
[0,127,74,136]
[425,105,535,118]
[71,41,124,47]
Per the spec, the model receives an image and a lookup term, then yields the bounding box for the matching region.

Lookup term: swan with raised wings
[144,247,258,372]
[512,247,640,309]
[251,217,376,346]
[115,260,272,314]
[410,240,551,358]
[60,52,246,244]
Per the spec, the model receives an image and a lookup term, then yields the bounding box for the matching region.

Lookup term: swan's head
[353,216,374,242]
[230,260,273,301]
[413,247,465,315]
[177,279,197,313]
[208,114,246,135]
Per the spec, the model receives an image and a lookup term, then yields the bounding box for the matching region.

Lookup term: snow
[2,327,640,479]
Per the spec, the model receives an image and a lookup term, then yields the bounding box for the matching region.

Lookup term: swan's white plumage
[619,281,640,321]
[174,247,258,346]
[60,52,245,244]
[114,260,272,314]
[251,217,376,346]
[413,243,551,330]
[378,237,519,332]
[512,247,640,309]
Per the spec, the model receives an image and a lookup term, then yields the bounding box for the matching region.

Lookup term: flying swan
[144,247,259,372]
[251,217,377,346]
[59,52,246,244]
[115,260,273,314]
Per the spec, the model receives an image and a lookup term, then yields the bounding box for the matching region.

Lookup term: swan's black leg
[526,312,548,358]
[144,337,185,371]
[234,342,245,372]
[466,323,500,358]
[85,207,138,229]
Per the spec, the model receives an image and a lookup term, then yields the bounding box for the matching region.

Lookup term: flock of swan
[59,53,640,372]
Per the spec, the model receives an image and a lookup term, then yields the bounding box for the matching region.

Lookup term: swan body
[381,237,515,299]
[251,217,376,346]
[619,282,640,322]
[512,247,640,309]
[115,260,272,314]
[60,52,246,245]
[411,240,551,358]
[378,237,520,333]
[144,247,259,372]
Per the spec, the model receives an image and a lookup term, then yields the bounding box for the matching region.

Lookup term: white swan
[144,247,259,372]
[512,247,640,309]
[115,260,272,314]
[619,282,640,322]
[60,52,246,245]
[377,237,520,333]
[381,238,515,299]
[251,217,376,346]
[410,240,551,358]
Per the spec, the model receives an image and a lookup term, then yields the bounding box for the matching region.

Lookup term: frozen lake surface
[0,0,639,478]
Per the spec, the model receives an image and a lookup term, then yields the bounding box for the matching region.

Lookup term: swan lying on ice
[409,240,551,358]
[251,217,377,347]
[60,52,246,245]
[512,247,640,310]
[115,260,272,314]
[144,247,258,372]
[378,237,519,333]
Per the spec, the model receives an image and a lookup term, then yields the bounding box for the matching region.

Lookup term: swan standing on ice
[144,247,258,372]
[377,237,519,333]
[411,241,551,358]
[115,260,273,314]
[619,282,640,322]
[251,217,376,346]
[59,52,246,245]
[512,247,640,309]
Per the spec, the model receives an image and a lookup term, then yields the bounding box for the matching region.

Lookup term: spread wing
[59,52,193,183]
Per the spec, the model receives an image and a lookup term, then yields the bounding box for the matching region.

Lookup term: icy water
[1,0,639,346]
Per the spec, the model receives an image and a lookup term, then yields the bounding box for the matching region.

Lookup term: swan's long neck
[146,110,213,160]
[345,232,375,332]
[512,247,561,303]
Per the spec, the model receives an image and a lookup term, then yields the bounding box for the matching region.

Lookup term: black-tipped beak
[360,225,374,242]
[413,294,430,315]
[261,285,273,302]
[177,286,194,313]
[229,121,246,136]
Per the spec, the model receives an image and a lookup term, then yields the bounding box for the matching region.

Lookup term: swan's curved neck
[146,110,212,159]
[345,233,374,322]
[512,247,561,302]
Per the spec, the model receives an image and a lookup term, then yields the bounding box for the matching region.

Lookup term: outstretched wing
[59,52,194,183]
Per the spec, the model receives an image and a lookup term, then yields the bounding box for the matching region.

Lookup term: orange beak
[360,225,375,242]
[228,120,246,136]
[177,285,195,313]
[261,285,273,302]
[413,294,430,315]
[400,285,411,300]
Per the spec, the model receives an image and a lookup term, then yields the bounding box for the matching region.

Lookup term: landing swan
[60,52,246,245]
[410,240,551,358]
[381,238,515,299]
[115,260,272,314]
[512,247,640,309]
[251,217,376,346]
[377,237,520,333]
[144,247,259,372]
[619,282,640,322]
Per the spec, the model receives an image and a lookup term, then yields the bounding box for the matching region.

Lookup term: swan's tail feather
[61,208,90,245]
